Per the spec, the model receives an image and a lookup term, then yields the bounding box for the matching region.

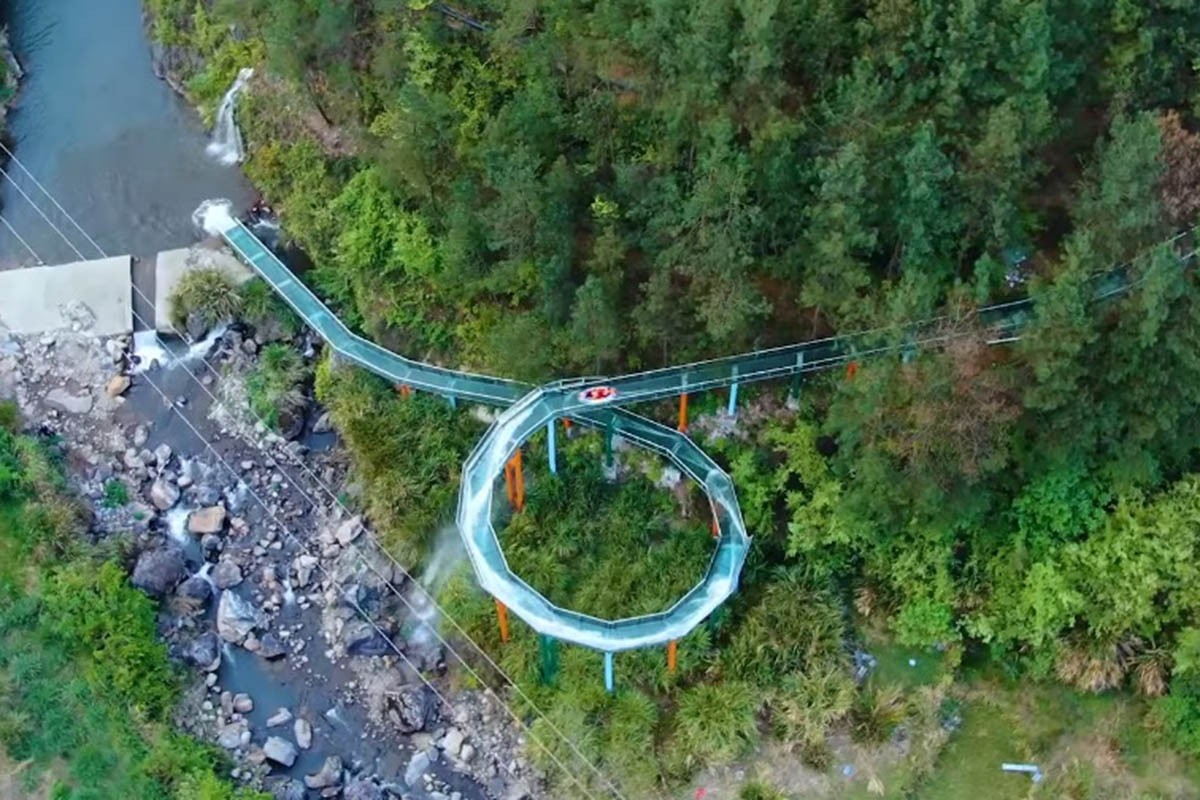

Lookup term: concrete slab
[154,241,254,332]
[0,256,132,335]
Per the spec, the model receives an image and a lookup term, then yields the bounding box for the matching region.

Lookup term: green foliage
[168,268,243,332]
[668,682,760,773]
[314,358,482,565]
[1156,674,1200,758]
[244,343,309,431]
[41,561,178,719]
[237,278,301,342]
[102,479,128,508]
[503,445,713,619]
[739,782,788,800]
[0,399,19,433]
[0,428,265,799]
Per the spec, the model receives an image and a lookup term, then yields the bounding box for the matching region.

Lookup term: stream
[0,0,253,268]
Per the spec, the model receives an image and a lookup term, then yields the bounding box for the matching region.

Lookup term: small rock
[441,727,465,758]
[153,443,172,467]
[404,751,430,788]
[211,560,243,589]
[149,476,180,510]
[201,533,223,558]
[258,633,288,660]
[263,736,298,768]
[304,756,342,789]
[233,693,254,713]
[343,778,383,800]
[459,743,475,763]
[218,720,249,750]
[130,547,187,597]
[311,411,333,434]
[335,515,362,546]
[293,555,318,588]
[266,708,293,727]
[132,425,148,447]
[294,717,313,750]
[105,375,131,398]
[275,780,306,800]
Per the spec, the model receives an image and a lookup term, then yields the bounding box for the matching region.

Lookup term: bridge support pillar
[678,393,689,433]
[448,395,457,410]
[788,352,805,407]
[604,651,615,693]
[667,640,677,674]
[604,415,615,469]
[495,599,509,643]
[504,450,524,511]
[540,636,559,685]
[547,420,557,475]
[727,382,739,417]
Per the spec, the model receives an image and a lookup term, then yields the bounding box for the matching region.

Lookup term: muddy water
[0,0,253,268]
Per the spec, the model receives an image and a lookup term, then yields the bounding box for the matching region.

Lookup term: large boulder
[149,476,180,510]
[404,750,430,788]
[185,631,222,672]
[177,574,214,607]
[387,686,438,734]
[131,547,187,597]
[263,736,298,768]
[218,719,250,750]
[216,590,257,643]
[188,505,227,535]
[343,619,392,657]
[294,717,312,750]
[335,515,363,546]
[343,778,383,800]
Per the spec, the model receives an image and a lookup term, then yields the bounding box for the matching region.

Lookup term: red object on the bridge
[694,789,708,800]
[846,361,859,380]
[578,385,618,405]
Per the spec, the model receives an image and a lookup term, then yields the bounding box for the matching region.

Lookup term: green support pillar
[539,635,559,685]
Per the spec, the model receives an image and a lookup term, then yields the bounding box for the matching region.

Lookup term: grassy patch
[238,278,301,342]
[168,268,242,332]
[245,343,309,431]
[101,479,128,508]
[502,440,714,619]
[0,427,267,800]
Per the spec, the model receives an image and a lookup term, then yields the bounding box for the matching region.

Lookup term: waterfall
[205,68,254,166]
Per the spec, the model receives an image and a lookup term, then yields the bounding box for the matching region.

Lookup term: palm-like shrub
[167,268,242,332]
[245,343,309,431]
[669,681,760,773]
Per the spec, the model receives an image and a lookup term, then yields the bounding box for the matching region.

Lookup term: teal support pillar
[727,372,740,417]
[788,352,805,402]
[604,651,614,693]
[539,636,559,685]
[604,415,615,468]
[547,420,557,474]
[448,395,457,410]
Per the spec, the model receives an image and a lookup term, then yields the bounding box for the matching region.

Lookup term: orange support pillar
[667,640,678,674]
[678,393,689,433]
[846,361,859,381]
[396,383,413,398]
[505,450,524,511]
[496,599,510,643]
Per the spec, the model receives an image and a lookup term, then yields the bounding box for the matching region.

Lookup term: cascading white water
[205,68,254,166]
[165,506,191,547]
[192,198,238,236]
[408,526,465,648]
[129,323,228,374]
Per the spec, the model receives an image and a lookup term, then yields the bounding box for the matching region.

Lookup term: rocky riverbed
[0,310,541,799]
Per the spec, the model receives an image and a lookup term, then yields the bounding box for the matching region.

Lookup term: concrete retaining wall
[0,256,132,335]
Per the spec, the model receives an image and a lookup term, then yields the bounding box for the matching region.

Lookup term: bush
[245,343,309,431]
[168,268,242,333]
[0,400,19,433]
[41,561,178,719]
[850,684,908,744]
[1155,674,1200,757]
[740,782,788,800]
[102,479,128,508]
[770,663,857,747]
[721,569,849,686]
[238,278,301,342]
[669,682,760,773]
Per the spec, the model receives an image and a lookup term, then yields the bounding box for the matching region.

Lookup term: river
[0,0,253,268]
